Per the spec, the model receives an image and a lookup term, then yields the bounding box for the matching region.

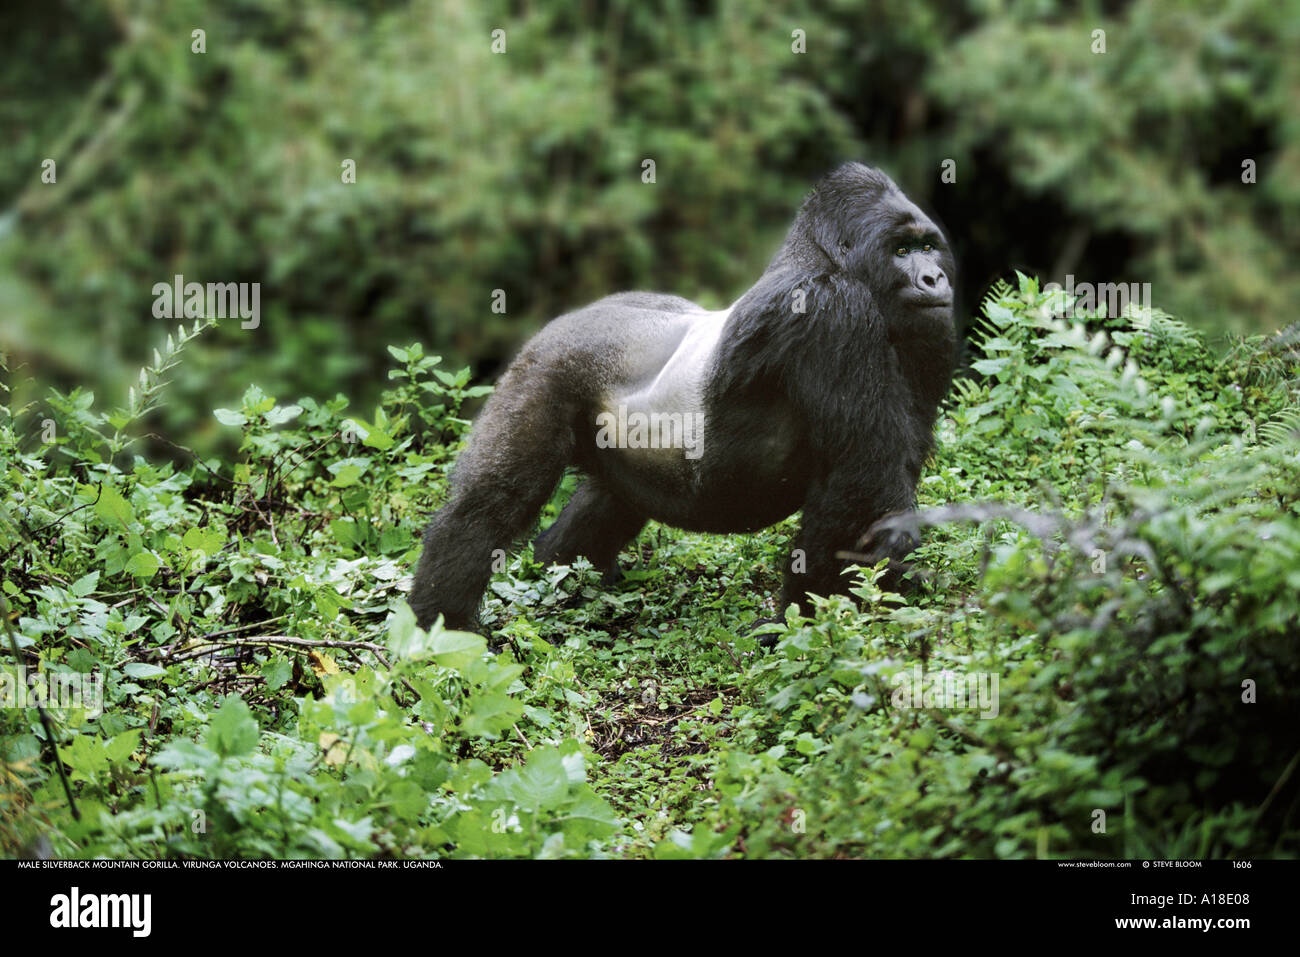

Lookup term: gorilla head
[411,162,956,636]
[770,164,954,342]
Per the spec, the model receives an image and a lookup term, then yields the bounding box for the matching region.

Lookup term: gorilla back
[410,162,956,633]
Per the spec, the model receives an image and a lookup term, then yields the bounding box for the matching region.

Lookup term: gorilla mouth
[904,294,953,309]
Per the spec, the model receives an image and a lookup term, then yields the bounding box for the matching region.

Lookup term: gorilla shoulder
[594,292,701,314]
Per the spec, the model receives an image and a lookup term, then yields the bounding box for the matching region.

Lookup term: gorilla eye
[895,246,908,257]
[922,244,932,252]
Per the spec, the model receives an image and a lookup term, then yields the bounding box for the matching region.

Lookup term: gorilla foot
[748,615,787,648]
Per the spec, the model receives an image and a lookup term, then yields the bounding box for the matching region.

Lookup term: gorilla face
[856,197,953,317]
[776,163,955,332]
[889,231,953,310]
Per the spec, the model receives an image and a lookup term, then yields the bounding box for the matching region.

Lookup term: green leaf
[563,787,621,836]
[61,736,108,780]
[314,587,343,618]
[330,519,358,546]
[124,551,160,579]
[349,415,394,450]
[182,525,225,555]
[430,628,487,670]
[105,730,141,763]
[972,358,1010,375]
[94,485,135,528]
[461,692,523,737]
[122,663,167,679]
[261,657,293,691]
[70,572,100,597]
[386,603,427,659]
[362,426,394,451]
[207,696,259,757]
[265,404,303,425]
[507,748,569,811]
[330,464,363,487]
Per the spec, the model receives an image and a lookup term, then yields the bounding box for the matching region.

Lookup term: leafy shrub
[1,332,615,858]
[702,276,1300,858]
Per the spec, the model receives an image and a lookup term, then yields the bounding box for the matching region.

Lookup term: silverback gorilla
[410,162,956,634]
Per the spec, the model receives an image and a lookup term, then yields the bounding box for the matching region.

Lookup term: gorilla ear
[772,224,839,277]
[808,237,839,273]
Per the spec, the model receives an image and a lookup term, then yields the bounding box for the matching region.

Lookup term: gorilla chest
[586,308,806,529]
[591,422,806,532]
[593,309,722,476]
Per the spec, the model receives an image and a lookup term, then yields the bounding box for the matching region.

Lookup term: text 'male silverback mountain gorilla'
[410,162,956,635]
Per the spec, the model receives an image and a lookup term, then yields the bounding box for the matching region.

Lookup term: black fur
[410,163,956,633]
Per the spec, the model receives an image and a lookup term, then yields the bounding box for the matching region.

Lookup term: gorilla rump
[410,162,956,633]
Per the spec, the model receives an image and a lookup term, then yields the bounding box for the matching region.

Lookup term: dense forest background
[2,0,1296,448]
[3,0,1300,863]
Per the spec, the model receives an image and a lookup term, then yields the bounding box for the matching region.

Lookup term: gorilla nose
[919,269,948,292]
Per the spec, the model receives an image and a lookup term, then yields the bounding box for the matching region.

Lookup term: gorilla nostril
[921,273,938,288]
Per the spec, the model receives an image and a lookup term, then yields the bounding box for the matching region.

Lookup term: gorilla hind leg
[532,480,646,585]
[409,367,577,632]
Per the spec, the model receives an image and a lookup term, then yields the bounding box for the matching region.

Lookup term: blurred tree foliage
[0,0,1295,447]
[930,0,1300,348]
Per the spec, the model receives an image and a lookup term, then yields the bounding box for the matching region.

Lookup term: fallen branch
[166,634,390,663]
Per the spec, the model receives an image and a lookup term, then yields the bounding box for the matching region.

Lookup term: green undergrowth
[3,274,1298,858]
